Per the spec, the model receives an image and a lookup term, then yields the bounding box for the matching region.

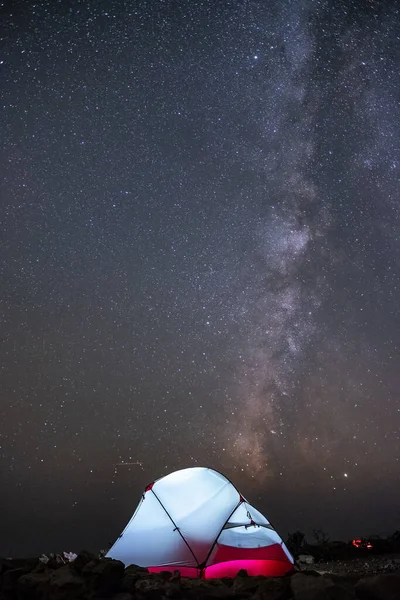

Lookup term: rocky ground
[313,552,400,577]
[1,551,399,600]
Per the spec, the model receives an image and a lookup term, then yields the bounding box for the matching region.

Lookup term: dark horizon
[1,0,399,557]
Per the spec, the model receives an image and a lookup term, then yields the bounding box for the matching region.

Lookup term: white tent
[107,466,294,578]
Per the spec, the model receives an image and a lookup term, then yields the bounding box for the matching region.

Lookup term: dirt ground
[311,553,400,577]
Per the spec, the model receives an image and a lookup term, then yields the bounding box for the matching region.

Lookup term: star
[0,0,399,556]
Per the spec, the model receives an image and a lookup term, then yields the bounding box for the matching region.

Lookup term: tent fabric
[106,466,294,577]
[226,501,271,527]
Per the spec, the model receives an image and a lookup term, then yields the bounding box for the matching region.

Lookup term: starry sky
[1,0,400,557]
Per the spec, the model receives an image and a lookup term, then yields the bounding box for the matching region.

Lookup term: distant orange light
[352,539,373,549]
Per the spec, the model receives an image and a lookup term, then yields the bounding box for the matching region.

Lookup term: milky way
[221,3,331,473]
[1,0,399,555]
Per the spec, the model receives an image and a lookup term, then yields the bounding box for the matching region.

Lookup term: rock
[164,571,182,598]
[124,564,148,577]
[157,571,173,581]
[329,572,362,587]
[290,571,356,600]
[70,551,97,575]
[219,578,234,588]
[254,577,292,600]
[295,569,321,577]
[82,558,125,596]
[135,576,169,599]
[3,559,38,571]
[17,570,51,600]
[133,571,182,599]
[298,554,315,565]
[108,594,134,600]
[232,574,265,594]
[1,568,32,599]
[0,558,15,575]
[180,578,233,600]
[46,557,65,570]
[120,565,149,593]
[235,569,248,578]
[47,565,85,600]
[32,562,49,574]
[3,549,400,600]
[355,573,400,600]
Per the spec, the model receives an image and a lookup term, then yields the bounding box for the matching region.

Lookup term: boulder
[70,551,97,575]
[47,565,85,600]
[165,580,182,598]
[290,571,356,600]
[17,570,51,600]
[134,576,169,599]
[355,573,400,600]
[133,570,185,599]
[45,557,66,571]
[32,562,49,574]
[298,554,315,566]
[120,565,149,593]
[0,558,15,575]
[156,571,174,581]
[254,576,292,600]
[219,579,234,588]
[108,594,134,600]
[232,574,265,594]
[82,558,125,596]
[3,559,38,571]
[235,570,248,578]
[180,578,233,600]
[1,568,32,599]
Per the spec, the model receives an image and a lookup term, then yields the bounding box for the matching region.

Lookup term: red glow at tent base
[148,559,294,579]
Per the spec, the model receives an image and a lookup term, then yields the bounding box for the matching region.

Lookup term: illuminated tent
[106,466,294,578]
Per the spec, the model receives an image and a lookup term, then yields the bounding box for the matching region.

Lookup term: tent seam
[199,499,243,571]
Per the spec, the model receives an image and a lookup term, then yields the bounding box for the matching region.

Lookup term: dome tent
[106,466,294,578]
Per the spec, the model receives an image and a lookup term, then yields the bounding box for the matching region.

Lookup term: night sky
[1,0,400,557]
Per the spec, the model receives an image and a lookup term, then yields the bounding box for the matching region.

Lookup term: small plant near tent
[312,528,332,559]
[312,528,330,546]
[286,531,306,557]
